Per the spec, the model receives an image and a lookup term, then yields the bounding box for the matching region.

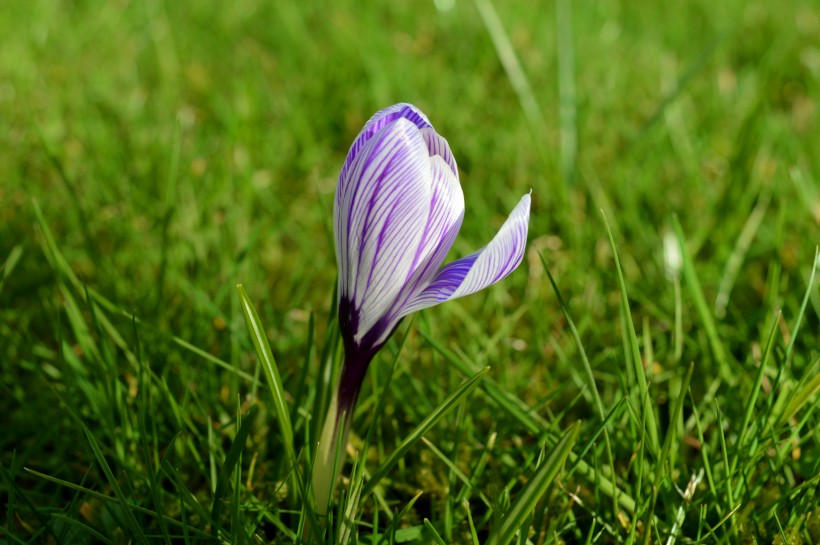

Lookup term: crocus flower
[312,103,530,514]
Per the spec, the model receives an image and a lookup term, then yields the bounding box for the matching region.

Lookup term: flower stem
[311,389,350,518]
[310,348,373,518]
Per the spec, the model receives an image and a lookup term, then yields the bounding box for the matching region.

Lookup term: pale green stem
[311,390,350,518]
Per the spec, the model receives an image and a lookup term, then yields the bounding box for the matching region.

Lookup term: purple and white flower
[313,103,530,514]
[334,103,530,408]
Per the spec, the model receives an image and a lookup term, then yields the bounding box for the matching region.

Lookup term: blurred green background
[1,0,818,542]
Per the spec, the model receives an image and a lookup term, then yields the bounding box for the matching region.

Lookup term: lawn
[1,0,818,543]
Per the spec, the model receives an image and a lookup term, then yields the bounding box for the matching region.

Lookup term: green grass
[2,0,819,543]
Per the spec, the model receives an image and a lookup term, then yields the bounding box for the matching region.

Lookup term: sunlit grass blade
[694,504,741,545]
[338,452,365,545]
[776,360,820,428]
[601,211,660,455]
[236,284,297,482]
[362,367,488,497]
[672,216,733,382]
[713,399,737,540]
[785,247,818,365]
[731,311,779,483]
[485,421,580,545]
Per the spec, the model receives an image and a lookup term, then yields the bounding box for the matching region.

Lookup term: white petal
[371,155,465,345]
[334,118,433,341]
[340,104,432,186]
[399,193,531,315]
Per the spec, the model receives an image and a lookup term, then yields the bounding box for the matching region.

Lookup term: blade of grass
[0,245,23,296]
[672,216,734,383]
[362,367,489,497]
[421,437,493,510]
[472,0,541,131]
[714,189,771,318]
[694,504,741,544]
[210,406,255,537]
[423,518,448,545]
[731,312,780,487]
[785,247,819,366]
[24,468,211,537]
[643,363,694,544]
[555,0,577,185]
[601,211,660,455]
[338,452,365,545]
[777,363,820,428]
[419,327,637,514]
[714,399,737,540]
[541,254,618,513]
[485,421,580,545]
[236,284,297,485]
[81,425,149,545]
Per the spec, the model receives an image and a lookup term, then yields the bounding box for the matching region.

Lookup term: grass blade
[601,211,660,454]
[81,426,149,545]
[777,362,820,428]
[0,245,23,297]
[210,406,256,537]
[472,0,541,130]
[362,367,489,497]
[421,437,493,510]
[785,247,819,365]
[732,312,780,478]
[485,421,580,545]
[672,216,734,382]
[419,328,637,514]
[643,363,694,544]
[555,0,577,185]
[236,284,297,482]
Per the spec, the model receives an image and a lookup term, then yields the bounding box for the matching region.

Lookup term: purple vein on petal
[399,193,531,316]
[371,156,464,345]
[340,104,433,184]
[337,119,436,340]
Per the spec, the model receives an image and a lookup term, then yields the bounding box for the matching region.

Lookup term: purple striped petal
[334,117,434,342]
[398,192,531,315]
[371,153,465,345]
[339,104,432,186]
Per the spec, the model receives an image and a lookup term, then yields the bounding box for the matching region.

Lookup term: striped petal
[334,117,433,342]
[371,153,465,345]
[339,104,432,187]
[399,192,531,315]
